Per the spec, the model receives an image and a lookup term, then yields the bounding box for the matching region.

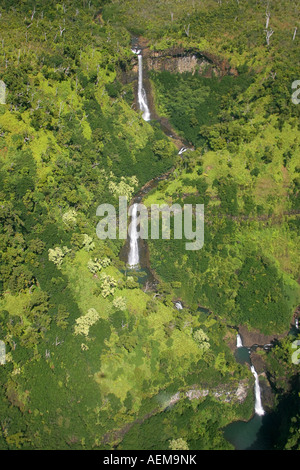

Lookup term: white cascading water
[128,203,139,268]
[236,333,243,348]
[251,365,265,416]
[236,334,265,416]
[178,147,187,155]
[132,48,151,121]
[175,301,183,310]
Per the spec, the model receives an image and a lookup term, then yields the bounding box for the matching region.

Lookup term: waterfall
[178,147,187,155]
[251,365,265,416]
[175,301,183,310]
[236,333,243,348]
[236,334,265,416]
[178,146,195,155]
[132,48,151,121]
[128,203,139,268]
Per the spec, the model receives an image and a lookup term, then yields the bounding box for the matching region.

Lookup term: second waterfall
[128,203,140,268]
[236,334,265,416]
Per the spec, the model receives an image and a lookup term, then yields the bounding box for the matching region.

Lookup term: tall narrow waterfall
[128,203,139,268]
[236,334,265,416]
[251,365,265,416]
[132,48,151,121]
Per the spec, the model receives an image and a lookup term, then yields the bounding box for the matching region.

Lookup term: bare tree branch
[293,26,297,41]
[265,28,274,45]
[184,24,190,37]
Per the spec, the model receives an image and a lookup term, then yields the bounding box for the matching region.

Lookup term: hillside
[0,0,299,451]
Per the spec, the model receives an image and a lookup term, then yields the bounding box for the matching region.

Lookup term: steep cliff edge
[121,37,238,146]
[144,48,237,78]
[134,36,238,77]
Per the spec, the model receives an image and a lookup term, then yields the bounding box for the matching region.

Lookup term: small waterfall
[132,48,151,121]
[236,333,265,416]
[251,365,265,416]
[128,203,139,268]
[236,333,243,348]
[175,301,183,310]
[178,146,194,155]
[178,147,187,155]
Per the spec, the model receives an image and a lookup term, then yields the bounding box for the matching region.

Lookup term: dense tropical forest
[0,0,299,451]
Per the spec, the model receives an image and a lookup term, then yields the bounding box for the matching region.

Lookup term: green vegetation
[150,70,254,147]
[0,0,299,451]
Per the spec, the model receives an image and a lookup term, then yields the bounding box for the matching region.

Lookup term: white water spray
[236,333,265,416]
[251,365,265,416]
[128,203,139,268]
[178,147,187,155]
[236,333,243,348]
[132,48,151,121]
[175,301,183,310]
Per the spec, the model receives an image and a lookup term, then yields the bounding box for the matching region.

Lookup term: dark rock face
[146,50,214,75]
[125,37,238,81]
[142,46,238,78]
[250,351,266,375]
[238,325,287,349]
[133,34,238,77]
[259,375,276,412]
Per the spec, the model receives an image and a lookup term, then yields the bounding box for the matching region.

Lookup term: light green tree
[62,209,77,227]
[87,257,111,274]
[87,258,102,274]
[48,246,71,268]
[193,328,210,356]
[82,234,95,252]
[100,257,111,268]
[214,352,228,376]
[109,175,138,200]
[169,438,189,450]
[125,276,138,289]
[99,273,117,298]
[113,296,127,311]
[74,308,100,336]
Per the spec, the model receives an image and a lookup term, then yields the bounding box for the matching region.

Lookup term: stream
[223,333,269,450]
[123,43,298,450]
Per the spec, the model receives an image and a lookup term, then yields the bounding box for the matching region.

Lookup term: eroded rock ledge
[168,379,249,407]
[143,47,238,78]
[131,37,238,78]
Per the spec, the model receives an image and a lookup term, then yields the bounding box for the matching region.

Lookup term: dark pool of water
[223,343,273,449]
[234,346,252,366]
[223,414,274,450]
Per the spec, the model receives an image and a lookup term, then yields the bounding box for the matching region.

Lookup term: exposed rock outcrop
[123,37,238,86]
[143,47,237,78]
[168,379,250,407]
[131,36,238,77]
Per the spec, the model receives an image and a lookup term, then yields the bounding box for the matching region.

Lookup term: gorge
[1,1,299,452]
[126,44,273,449]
